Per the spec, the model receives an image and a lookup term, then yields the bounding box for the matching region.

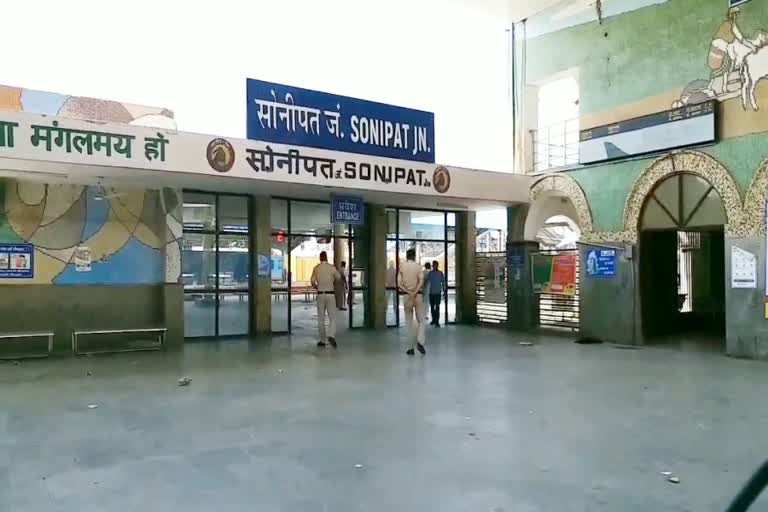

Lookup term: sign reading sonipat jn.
[246,79,435,163]
[331,195,365,226]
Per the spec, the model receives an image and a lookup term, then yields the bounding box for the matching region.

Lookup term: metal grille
[476,252,508,324]
[537,249,580,331]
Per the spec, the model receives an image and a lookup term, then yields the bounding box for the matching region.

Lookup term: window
[531,74,580,172]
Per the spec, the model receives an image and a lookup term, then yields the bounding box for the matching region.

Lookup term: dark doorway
[640,229,725,344]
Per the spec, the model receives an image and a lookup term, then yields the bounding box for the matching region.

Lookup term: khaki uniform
[399,259,426,348]
[311,262,340,342]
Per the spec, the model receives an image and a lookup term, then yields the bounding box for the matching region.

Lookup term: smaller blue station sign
[331,195,365,226]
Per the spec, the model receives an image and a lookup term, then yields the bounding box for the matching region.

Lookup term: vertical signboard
[585,248,616,278]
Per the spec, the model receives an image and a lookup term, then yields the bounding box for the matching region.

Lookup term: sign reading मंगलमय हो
[246,78,435,163]
[0,112,452,195]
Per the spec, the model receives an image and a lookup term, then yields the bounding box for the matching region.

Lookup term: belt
[318,291,335,294]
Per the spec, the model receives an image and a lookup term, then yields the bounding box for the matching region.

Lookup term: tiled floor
[0,326,766,511]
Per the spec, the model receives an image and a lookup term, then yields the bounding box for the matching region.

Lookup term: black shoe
[317,341,327,347]
[435,323,441,328]
[417,343,426,355]
[328,337,338,348]
[406,349,415,356]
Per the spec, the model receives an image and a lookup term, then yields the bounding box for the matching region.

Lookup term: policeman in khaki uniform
[311,251,341,348]
[398,248,426,355]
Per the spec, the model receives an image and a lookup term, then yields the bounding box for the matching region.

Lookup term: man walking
[422,262,432,322]
[311,251,340,348]
[428,260,447,327]
[398,248,426,355]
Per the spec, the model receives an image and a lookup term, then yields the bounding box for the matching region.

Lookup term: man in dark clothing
[427,260,446,327]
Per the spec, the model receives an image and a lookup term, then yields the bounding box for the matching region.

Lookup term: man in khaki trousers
[398,248,426,355]
[311,251,341,348]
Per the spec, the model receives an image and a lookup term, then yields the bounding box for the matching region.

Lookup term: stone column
[367,205,387,329]
[162,188,184,350]
[506,205,539,331]
[251,196,272,335]
[456,211,477,324]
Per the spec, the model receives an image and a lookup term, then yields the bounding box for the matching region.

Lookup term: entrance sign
[532,253,576,296]
[246,79,435,163]
[331,195,365,226]
[585,248,616,278]
[0,244,34,278]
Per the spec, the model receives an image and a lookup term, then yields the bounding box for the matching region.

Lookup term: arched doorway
[639,172,727,346]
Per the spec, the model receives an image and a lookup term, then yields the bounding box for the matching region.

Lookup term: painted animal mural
[674,6,768,111]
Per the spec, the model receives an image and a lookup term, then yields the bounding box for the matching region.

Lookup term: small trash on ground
[11,360,19,366]
[86,370,93,377]
[667,476,680,484]
[528,410,535,415]
[354,464,364,469]
[468,432,476,436]
[277,369,285,374]
[87,404,99,409]
[519,342,534,346]
[177,377,192,386]
[660,471,672,476]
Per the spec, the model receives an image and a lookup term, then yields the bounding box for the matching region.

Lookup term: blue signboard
[508,245,526,267]
[0,243,34,278]
[585,248,616,278]
[246,78,435,163]
[331,195,365,226]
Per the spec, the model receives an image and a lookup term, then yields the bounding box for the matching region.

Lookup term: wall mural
[0,181,182,285]
[675,7,768,110]
[0,85,176,129]
[0,84,180,285]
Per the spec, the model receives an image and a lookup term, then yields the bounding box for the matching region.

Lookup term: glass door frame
[386,207,458,328]
[272,198,367,334]
[182,190,253,339]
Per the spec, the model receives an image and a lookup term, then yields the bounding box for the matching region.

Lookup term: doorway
[638,173,726,347]
[181,191,251,338]
[270,199,368,335]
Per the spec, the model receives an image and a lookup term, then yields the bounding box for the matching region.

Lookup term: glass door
[182,192,251,338]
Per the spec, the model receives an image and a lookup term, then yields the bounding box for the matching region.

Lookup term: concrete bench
[72,328,166,356]
[0,331,55,359]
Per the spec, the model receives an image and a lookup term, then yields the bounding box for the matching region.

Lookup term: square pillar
[251,196,272,335]
[506,205,539,331]
[456,211,477,324]
[163,284,184,350]
[367,205,387,329]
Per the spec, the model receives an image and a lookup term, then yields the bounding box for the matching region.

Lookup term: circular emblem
[206,138,235,173]
[432,166,451,194]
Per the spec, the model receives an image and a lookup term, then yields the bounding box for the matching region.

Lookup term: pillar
[456,211,477,324]
[251,196,272,335]
[367,204,387,329]
[506,205,539,331]
[163,284,184,349]
[162,187,184,350]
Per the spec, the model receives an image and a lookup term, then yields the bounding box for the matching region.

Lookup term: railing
[536,248,580,331]
[531,118,580,173]
[475,252,507,325]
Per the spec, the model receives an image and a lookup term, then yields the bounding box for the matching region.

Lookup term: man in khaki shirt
[398,248,426,355]
[311,251,341,348]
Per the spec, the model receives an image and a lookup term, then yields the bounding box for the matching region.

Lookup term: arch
[623,151,744,241]
[742,157,768,237]
[527,174,594,240]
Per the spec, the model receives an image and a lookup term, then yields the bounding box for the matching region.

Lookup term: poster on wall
[483,255,506,303]
[531,253,577,296]
[0,244,33,278]
[74,246,92,272]
[585,248,616,278]
[731,246,757,288]
[257,254,270,278]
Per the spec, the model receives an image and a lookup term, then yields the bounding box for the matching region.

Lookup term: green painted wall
[527,0,768,116]
[527,0,768,231]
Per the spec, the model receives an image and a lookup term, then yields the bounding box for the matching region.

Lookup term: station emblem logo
[432,166,451,194]
[206,138,235,173]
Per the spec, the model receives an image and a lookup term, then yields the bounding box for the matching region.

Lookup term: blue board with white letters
[584,248,616,278]
[246,79,435,163]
